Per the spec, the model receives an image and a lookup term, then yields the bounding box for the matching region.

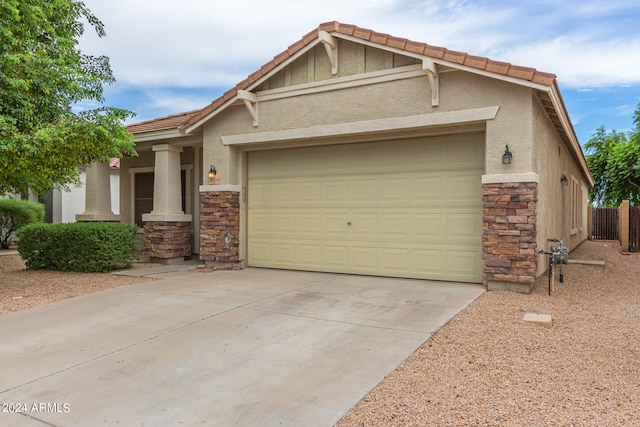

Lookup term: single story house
[97,22,593,292]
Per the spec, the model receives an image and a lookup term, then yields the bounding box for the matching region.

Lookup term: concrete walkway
[0,268,484,426]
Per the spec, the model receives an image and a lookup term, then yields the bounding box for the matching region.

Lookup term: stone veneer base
[200,191,240,262]
[142,221,192,260]
[482,182,538,294]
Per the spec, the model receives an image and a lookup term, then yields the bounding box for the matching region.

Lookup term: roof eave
[132,128,187,143]
[548,81,595,187]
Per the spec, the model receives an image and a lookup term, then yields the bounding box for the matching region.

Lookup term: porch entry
[134,170,187,228]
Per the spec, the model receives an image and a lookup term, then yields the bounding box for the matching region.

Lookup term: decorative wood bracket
[319,30,338,75]
[238,90,258,127]
[423,59,439,107]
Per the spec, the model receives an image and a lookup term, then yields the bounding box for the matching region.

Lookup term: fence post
[620,200,630,252]
[587,205,593,240]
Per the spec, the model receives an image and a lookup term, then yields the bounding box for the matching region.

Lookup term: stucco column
[620,200,630,252]
[141,144,192,263]
[142,144,191,223]
[76,162,119,222]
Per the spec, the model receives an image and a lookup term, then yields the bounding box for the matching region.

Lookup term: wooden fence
[631,206,640,252]
[589,202,639,252]
[590,207,619,240]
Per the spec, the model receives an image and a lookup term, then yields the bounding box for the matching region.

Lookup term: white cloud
[500,37,640,88]
[77,0,640,133]
[80,0,640,91]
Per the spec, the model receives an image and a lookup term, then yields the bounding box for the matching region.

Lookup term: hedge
[0,198,45,249]
[17,222,139,272]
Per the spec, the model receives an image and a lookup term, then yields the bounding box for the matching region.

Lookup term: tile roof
[126,110,199,134]
[181,21,557,131]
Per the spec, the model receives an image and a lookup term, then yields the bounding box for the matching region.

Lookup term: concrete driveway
[1,268,484,426]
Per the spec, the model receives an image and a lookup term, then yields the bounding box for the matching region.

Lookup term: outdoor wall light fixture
[560,175,568,186]
[502,145,513,165]
[208,164,217,182]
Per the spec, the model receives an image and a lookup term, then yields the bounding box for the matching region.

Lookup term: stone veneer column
[142,144,192,262]
[483,182,538,293]
[142,221,192,260]
[76,162,119,222]
[199,187,240,264]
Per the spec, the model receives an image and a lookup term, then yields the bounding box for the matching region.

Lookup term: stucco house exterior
[101,22,592,292]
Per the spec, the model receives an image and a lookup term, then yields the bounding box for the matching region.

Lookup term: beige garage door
[247,133,484,283]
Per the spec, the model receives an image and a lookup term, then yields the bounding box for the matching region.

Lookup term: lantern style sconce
[208,164,217,183]
[502,145,513,165]
[560,175,568,186]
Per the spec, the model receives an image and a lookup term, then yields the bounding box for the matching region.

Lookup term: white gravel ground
[337,240,640,427]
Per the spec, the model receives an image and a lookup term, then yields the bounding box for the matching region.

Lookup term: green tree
[0,198,44,248]
[584,104,640,207]
[0,0,136,196]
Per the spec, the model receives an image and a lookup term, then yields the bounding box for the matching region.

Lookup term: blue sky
[78,0,640,145]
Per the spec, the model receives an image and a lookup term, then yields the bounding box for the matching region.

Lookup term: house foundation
[199,189,240,265]
[482,182,538,293]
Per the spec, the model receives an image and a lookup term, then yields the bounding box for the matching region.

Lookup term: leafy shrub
[0,198,45,249]
[17,222,139,272]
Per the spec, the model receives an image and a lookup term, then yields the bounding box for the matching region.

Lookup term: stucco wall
[532,95,589,276]
[204,69,536,187]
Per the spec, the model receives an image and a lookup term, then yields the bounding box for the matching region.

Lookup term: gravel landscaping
[2,241,638,426]
[337,240,640,426]
[0,252,156,315]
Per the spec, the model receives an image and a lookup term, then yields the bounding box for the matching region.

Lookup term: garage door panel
[413,177,444,202]
[296,213,322,235]
[412,249,445,276]
[350,246,378,271]
[381,142,414,167]
[349,213,377,238]
[322,146,351,171]
[325,213,349,235]
[273,182,296,205]
[380,248,410,273]
[273,243,296,264]
[298,182,322,204]
[446,249,482,279]
[273,212,295,234]
[351,179,378,202]
[447,139,483,166]
[447,213,482,239]
[248,134,484,283]
[412,213,446,238]
[447,175,482,202]
[324,181,349,203]
[381,214,410,238]
[381,178,410,203]
[249,212,271,234]
[249,242,271,265]
[249,183,271,205]
[324,245,349,269]
[298,244,322,267]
